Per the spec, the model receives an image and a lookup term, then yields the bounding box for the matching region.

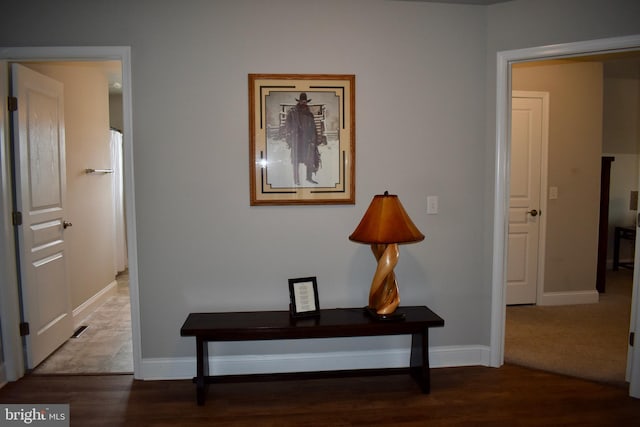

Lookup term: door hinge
[12,211,22,226]
[8,96,17,112]
[19,322,30,336]
[631,332,635,347]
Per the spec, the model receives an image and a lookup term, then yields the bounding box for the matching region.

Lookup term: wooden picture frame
[249,74,355,205]
[288,277,320,318]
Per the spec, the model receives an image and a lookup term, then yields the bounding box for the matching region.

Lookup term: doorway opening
[0,47,140,381]
[20,60,132,374]
[491,35,640,399]
[504,54,640,385]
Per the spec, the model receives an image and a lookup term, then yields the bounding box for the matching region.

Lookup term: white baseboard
[430,345,491,367]
[538,289,599,306]
[72,280,118,328]
[140,345,491,380]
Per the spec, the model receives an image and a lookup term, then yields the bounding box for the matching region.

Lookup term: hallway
[505,269,633,385]
[33,271,132,374]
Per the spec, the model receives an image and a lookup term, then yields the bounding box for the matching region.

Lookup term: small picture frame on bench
[288,277,320,318]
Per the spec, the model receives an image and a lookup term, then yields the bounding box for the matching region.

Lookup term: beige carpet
[33,271,133,374]
[505,269,633,386]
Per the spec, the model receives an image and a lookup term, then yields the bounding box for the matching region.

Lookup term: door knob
[63,221,73,229]
[527,209,539,217]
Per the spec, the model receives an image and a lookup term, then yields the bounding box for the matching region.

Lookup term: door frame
[490,34,640,398]
[0,46,141,380]
[508,90,550,306]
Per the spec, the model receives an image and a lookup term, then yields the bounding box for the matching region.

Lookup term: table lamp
[349,191,425,320]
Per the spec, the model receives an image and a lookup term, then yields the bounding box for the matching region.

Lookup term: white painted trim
[538,290,600,306]
[139,345,491,380]
[491,35,640,396]
[490,48,510,368]
[430,345,492,368]
[630,232,640,397]
[0,46,141,381]
[0,61,25,381]
[72,280,118,329]
[629,111,640,395]
[536,92,550,306]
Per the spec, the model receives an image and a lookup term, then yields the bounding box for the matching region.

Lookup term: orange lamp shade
[349,191,424,245]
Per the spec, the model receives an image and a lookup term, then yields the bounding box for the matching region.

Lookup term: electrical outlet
[427,196,438,214]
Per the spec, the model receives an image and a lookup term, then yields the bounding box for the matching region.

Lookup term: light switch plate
[549,186,558,200]
[427,196,438,214]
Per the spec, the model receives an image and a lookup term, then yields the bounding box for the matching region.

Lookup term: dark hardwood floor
[1,364,639,426]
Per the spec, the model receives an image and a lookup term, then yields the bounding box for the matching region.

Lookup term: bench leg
[410,329,430,393]
[195,337,209,405]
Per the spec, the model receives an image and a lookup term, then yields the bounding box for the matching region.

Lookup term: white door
[507,93,548,305]
[628,172,640,398]
[11,64,73,368]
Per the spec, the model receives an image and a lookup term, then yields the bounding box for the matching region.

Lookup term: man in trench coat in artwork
[284,92,321,185]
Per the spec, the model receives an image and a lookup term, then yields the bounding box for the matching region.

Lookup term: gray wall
[1,0,639,363]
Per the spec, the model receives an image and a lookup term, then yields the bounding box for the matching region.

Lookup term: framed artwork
[288,277,320,318]
[249,74,355,205]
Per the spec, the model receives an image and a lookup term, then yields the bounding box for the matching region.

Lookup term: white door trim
[0,46,141,380]
[491,34,640,398]
[0,60,23,382]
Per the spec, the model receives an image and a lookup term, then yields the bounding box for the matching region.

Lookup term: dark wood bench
[180,306,445,405]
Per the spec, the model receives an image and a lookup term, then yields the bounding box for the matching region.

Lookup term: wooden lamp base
[367,243,404,320]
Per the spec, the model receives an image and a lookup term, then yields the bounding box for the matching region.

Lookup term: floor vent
[71,325,88,338]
